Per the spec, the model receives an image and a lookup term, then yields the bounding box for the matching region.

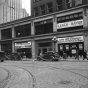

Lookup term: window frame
[56,0,63,11]
[47,2,53,14]
[34,7,38,17]
[40,4,45,15]
[75,0,82,6]
[65,0,72,9]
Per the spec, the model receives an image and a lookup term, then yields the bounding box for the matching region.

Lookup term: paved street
[0,59,88,88]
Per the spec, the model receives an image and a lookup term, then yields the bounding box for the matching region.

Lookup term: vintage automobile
[0,51,5,62]
[37,51,59,61]
[8,53,22,61]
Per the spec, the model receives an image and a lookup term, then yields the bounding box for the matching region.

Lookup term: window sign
[57,36,84,43]
[79,44,83,50]
[60,45,63,50]
[57,19,83,29]
[72,49,76,54]
[66,45,69,50]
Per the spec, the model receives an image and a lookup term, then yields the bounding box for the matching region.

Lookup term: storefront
[57,36,84,57]
[15,41,32,58]
[37,40,52,55]
[1,41,12,54]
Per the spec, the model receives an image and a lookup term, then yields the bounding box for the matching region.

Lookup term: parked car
[37,51,59,61]
[8,53,22,61]
[0,51,5,62]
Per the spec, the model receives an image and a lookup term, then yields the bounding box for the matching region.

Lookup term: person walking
[75,50,79,60]
[83,50,87,60]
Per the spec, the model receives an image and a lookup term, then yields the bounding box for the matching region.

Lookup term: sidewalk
[21,56,88,62]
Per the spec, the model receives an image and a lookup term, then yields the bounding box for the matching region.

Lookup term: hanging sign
[57,19,83,29]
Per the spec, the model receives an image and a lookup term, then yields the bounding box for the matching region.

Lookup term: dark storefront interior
[17,48,32,58]
[35,19,53,35]
[58,42,84,57]
[1,41,12,54]
[1,28,12,39]
[15,24,31,38]
[38,42,52,54]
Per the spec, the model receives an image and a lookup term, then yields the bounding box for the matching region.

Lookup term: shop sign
[15,42,31,49]
[57,36,84,43]
[57,19,83,29]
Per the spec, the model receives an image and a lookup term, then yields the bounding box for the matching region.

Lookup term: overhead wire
[0,0,23,23]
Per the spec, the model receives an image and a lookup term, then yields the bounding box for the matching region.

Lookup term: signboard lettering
[57,19,83,29]
[57,36,84,43]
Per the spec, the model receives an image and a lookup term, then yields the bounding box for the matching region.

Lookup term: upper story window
[1,28,12,40]
[56,0,63,11]
[65,0,72,9]
[40,5,45,15]
[75,0,82,6]
[33,0,38,2]
[34,7,38,17]
[57,12,83,23]
[47,2,53,14]
[33,0,42,3]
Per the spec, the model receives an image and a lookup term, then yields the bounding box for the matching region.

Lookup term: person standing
[75,50,79,60]
[83,50,87,60]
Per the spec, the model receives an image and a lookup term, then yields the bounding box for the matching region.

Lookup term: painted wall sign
[57,36,84,43]
[57,19,83,29]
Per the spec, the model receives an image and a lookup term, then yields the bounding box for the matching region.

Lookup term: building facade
[31,0,88,17]
[0,0,27,24]
[0,1,88,58]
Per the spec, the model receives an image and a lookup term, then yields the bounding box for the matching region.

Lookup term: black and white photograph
[0,0,88,88]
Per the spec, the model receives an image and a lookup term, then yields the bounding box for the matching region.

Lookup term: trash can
[63,53,67,60]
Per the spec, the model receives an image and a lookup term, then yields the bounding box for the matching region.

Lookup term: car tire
[37,57,41,61]
[50,56,55,61]
[1,60,4,62]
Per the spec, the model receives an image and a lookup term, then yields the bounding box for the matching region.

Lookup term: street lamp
[52,36,57,52]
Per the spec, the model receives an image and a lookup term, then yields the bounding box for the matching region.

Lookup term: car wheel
[1,60,4,62]
[50,56,55,61]
[37,57,41,61]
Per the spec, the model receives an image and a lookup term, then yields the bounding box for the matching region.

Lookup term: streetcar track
[0,62,88,88]
[0,66,11,88]
[0,65,37,88]
[1,63,88,80]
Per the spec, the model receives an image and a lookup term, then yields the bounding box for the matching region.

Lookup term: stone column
[12,25,15,53]
[31,40,36,58]
[31,20,35,35]
[12,41,15,53]
[12,25,15,38]
[53,15,57,32]
[83,7,88,51]
[0,30,1,51]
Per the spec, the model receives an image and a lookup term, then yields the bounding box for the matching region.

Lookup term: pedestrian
[75,50,79,60]
[83,50,87,60]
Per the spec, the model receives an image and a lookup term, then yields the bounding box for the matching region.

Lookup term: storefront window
[15,24,31,38]
[1,28,12,39]
[1,41,12,54]
[35,19,53,35]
